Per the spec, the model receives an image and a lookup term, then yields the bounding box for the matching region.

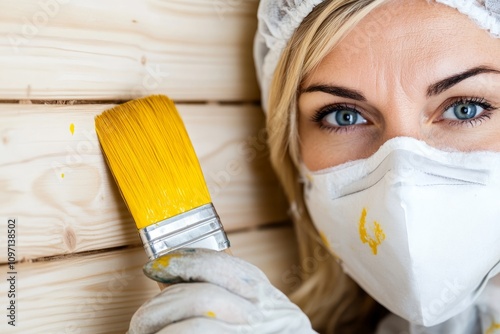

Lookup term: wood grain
[0,0,260,101]
[0,226,298,334]
[0,103,288,263]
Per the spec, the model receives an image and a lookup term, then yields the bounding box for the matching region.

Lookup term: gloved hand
[128,248,316,334]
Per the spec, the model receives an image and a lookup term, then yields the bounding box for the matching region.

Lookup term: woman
[129,1,500,333]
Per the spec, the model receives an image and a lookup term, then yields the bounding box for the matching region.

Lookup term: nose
[376,106,425,148]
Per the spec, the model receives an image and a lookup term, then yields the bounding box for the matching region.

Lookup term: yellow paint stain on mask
[69,123,75,135]
[205,311,216,318]
[151,253,182,271]
[319,231,331,248]
[306,173,313,183]
[359,208,386,255]
[486,322,500,334]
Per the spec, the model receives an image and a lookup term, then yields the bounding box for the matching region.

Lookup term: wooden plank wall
[0,1,299,333]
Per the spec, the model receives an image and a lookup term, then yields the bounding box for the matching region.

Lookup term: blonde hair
[267,0,389,332]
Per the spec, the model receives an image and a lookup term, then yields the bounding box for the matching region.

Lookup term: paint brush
[95,95,230,270]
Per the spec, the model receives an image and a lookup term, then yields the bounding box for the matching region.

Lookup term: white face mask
[301,137,500,327]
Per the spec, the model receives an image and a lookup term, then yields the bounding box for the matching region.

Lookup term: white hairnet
[254,0,500,112]
[253,0,324,112]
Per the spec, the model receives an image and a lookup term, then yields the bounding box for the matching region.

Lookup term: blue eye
[322,108,367,127]
[442,99,489,121]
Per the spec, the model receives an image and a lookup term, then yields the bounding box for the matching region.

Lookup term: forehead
[304,0,500,88]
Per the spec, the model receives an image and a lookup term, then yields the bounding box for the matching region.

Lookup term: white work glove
[128,248,316,334]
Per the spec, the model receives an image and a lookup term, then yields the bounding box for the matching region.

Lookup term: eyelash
[310,103,362,133]
[439,97,496,127]
[310,97,498,132]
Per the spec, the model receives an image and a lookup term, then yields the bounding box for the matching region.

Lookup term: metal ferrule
[138,203,230,260]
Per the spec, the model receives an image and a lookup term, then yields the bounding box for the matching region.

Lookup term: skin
[298,0,500,171]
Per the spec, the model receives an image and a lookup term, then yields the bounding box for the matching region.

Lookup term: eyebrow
[426,66,500,97]
[300,84,367,101]
[300,66,500,101]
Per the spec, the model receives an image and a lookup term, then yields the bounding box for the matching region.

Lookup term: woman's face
[298,0,500,171]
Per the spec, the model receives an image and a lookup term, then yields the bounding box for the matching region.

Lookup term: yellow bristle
[95,95,211,230]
